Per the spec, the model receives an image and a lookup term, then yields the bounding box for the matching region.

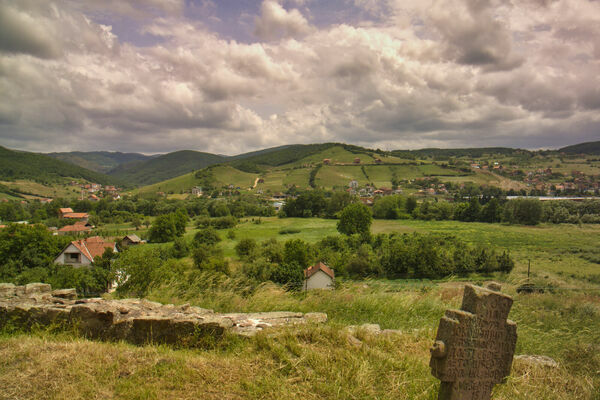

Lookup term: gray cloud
[0,3,61,58]
[0,0,599,154]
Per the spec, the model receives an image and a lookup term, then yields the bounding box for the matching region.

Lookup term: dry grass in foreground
[1,283,598,400]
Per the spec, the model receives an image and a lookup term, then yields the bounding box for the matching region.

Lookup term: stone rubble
[514,355,559,369]
[0,283,327,346]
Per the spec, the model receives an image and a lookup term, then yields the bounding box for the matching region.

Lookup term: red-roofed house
[54,236,116,266]
[57,221,92,236]
[303,261,335,290]
[59,208,74,218]
[62,212,89,222]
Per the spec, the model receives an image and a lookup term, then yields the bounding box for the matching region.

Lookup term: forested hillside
[559,141,600,155]
[0,146,119,185]
[109,150,227,185]
[48,151,152,173]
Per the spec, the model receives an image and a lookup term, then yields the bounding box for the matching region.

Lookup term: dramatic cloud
[254,0,313,40]
[0,0,598,154]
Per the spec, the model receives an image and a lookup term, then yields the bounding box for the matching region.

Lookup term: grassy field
[4,220,597,399]
[0,179,84,199]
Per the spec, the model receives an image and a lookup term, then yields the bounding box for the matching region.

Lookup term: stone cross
[429,283,517,400]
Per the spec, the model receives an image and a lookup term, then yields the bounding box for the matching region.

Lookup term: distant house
[272,201,284,212]
[191,186,203,197]
[88,194,100,202]
[353,158,361,164]
[59,208,74,218]
[323,159,331,165]
[57,221,92,236]
[62,212,89,222]
[374,158,382,164]
[349,180,359,189]
[272,192,286,200]
[303,262,335,290]
[121,234,142,247]
[54,236,117,266]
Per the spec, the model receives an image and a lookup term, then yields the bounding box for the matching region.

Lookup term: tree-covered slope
[47,151,153,173]
[0,146,120,185]
[391,147,524,159]
[108,150,227,186]
[559,141,600,155]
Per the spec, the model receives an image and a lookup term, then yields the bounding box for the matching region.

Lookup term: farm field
[179,217,600,291]
[0,179,83,199]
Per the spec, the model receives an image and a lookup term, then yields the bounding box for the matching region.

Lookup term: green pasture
[185,217,600,289]
[314,165,369,188]
[290,145,376,166]
[135,172,198,196]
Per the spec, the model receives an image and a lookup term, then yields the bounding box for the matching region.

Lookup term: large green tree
[337,203,372,235]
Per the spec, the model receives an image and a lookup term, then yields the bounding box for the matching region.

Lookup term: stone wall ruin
[0,283,327,346]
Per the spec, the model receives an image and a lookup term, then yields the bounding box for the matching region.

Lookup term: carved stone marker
[430,283,517,400]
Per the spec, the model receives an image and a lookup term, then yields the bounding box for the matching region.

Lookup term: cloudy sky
[0,0,598,155]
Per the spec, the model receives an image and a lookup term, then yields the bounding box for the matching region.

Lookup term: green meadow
[2,218,599,399]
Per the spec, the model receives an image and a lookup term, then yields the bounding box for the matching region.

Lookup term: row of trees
[373,196,600,225]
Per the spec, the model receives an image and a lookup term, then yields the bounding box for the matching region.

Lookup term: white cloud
[254,0,314,41]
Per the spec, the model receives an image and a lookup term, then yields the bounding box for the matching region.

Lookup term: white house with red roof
[303,261,335,290]
[54,236,117,266]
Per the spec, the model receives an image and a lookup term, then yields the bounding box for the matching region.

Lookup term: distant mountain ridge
[108,150,228,186]
[48,151,155,173]
[36,140,600,188]
[0,146,120,186]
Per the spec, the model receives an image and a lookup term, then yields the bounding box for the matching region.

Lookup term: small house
[62,212,89,222]
[192,186,203,197]
[323,159,331,165]
[59,208,74,218]
[121,234,142,246]
[353,158,361,164]
[57,221,92,236]
[303,261,335,290]
[54,236,117,267]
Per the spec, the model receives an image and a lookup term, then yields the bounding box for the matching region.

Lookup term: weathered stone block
[70,303,117,339]
[0,283,16,298]
[24,283,52,294]
[52,289,78,300]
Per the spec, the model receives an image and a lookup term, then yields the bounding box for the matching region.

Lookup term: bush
[278,228,301,234]
[235,238,258,259]
[193,227,221,247]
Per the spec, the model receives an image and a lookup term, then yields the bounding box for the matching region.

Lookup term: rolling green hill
[0,146,120,186]
[109,150,227,186]
[134,144,486,196]
[559,141,600,155]
[47,151,153,173]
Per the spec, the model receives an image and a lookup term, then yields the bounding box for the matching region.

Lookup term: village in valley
[1,142,600,399]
